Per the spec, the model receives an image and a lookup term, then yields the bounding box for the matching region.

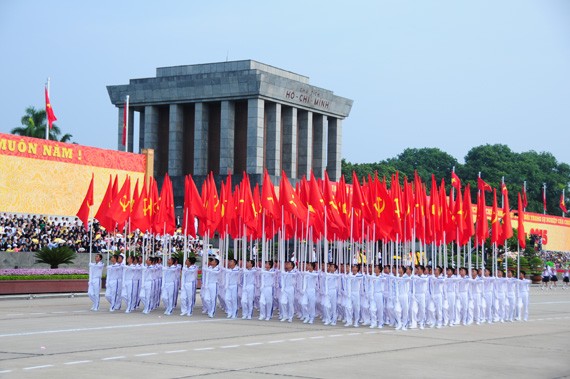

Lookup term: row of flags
[75,169,569,250]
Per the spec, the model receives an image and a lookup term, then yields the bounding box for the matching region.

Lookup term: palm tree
[11,106,73,142]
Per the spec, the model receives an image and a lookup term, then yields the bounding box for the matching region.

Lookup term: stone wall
[0,252,93,270]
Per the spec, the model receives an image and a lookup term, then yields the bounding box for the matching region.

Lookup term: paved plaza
[0,287,569,378]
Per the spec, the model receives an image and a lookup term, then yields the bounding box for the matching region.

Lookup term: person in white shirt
[345,264,364,328]
[395,265,412,331]
[469,268,483,325]
[301,262,319,324]
[494,270,508,323]
[203,257,221,318]
[369,265,385,329]
[180,257,198,316]
[88,253,104,311]
[161,257,180,315]
[240,260,256,320]
[430,266,445,328]
[279,261,297,323]
[121,255,137,313]
[456,267,470,326]
[443,267,458,327]
[549,265,558,289]
[105,254,123,312]
[482,269,495,324]
[505,269,518,322]
[259,260,277,321]
[541,266,550,290]
[223,259,241,319]
[323,263,339,326]
[517,271,531,321]
[563,268,570,289]
[413,265,429,329]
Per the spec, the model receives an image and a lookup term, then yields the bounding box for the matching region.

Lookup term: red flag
[429,175,441,244]
[560,193,568,213]
[477,177,492,192]
[323,171,347,239]
[522,185,528,208]
[491,189,502,244]
[501,183,513,241]
[352,171,373,224]
[279,170,308,221]
[261,170,280,220]
[45,86,57,130]
[476,189,488,244]
[454,186,466,243]
[370,173,394,240]
[76,174,94,231]
[451,171,461,190]
[461,183,475,245]
[543,185,547,212]
[131,178,150,232]
[155,174,176,235]
[94,175,114,231]
[517,193,526,249]
[108,176,131,230]
[308,171,325,237]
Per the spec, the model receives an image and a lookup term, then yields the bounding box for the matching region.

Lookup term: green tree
[11,106,72,142]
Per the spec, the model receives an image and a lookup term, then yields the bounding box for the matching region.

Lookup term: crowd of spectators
[0,213,204,256]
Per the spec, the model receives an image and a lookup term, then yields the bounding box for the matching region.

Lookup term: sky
[1,0,569,165]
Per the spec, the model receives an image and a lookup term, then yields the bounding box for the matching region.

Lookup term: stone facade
[107,60,352,205]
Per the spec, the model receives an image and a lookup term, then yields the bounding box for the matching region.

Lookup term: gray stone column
[194,102,209,176]
[127,108,134,153]
[327,117,342,181]
[117,107,135,152]
[220,100,235,174]
[297,110,313,179]
[144,105,159,172]
[246,98,264,175]
[265,102,281,176]
[312,114,327,179]
[168,104,184,176]
[117,106,125,151]
[282,106,298,179]
[139,110,145,152]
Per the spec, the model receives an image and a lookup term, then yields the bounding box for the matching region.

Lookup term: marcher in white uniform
[240,260,256,320]
[88,253,104,311]
[505,269,518,322]
[443,268,458,327]
[494,270,507,323]
[223,259,241,319]
[301,262,319,324]
[395,265,412,331]
[121,255,137,313]
[203,257,221,318]
[161,257,180,315]
[469,268,483,325]
[430,266,445,328]
[259,261,276,321]
[280,261,297,323]
[482,269,495,324]
[140,257,156,314]
[517,271,531,321]
[180,257,198,316]
[105,254,123,311]
[369,265,385,329]
[413,265,429,329]
[323,263,339,326]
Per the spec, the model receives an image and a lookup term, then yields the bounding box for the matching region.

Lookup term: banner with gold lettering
[0,133,147,217]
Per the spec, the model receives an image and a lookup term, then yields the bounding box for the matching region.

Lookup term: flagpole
[46,77,50,140]
[523,181,527,212]
[543,183,547,215]
[89,219,93,264]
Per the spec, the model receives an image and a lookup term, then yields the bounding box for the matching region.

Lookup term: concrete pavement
[0,287,569,378]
